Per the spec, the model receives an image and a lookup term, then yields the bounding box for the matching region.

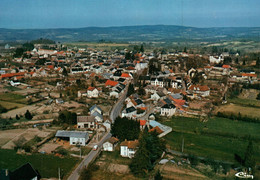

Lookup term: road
[68,83,129,180]
[110,83,129,122]
[67,132,111,180]
[137,103,154,120]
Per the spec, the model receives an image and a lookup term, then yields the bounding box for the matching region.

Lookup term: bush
[0,105,7,113]
[56,148,68,156]
[25,110,33,120]
[22,144,32,152]
[188,154,199,166]
[80,164,99,180]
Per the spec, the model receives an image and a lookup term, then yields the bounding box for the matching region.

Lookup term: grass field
[0,149,78,178]
[161,116,260,164]
[216,104,260,118]
[0,100,25,110]
[0,93,27,104]
[228,98,260,108]
[101,149,132,165]
[4,85,21,91]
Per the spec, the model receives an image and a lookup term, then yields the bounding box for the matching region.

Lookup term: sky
[0,0,260,29]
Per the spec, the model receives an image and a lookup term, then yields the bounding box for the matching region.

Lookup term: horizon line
[1,24,260,30]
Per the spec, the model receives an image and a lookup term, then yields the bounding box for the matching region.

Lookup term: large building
[55,130,89,146]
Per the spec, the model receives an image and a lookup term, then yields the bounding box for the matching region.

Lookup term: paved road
[67,132,111,180]
[110,83,129,122]
[68,83,129,180]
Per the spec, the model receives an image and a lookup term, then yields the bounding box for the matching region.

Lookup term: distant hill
[0,25,260,42]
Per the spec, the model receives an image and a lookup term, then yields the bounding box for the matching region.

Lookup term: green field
[229,97,260,108]
[0,149,78,178]
[0,93,27,104]
[161,116,260,164]
[0,100,25,110]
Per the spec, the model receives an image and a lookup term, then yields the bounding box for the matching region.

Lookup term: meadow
[161,116,260,164]
[0,149,78,178]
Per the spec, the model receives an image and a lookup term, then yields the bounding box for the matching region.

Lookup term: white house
[10,80,20,86]
[120,140,139,158]
[151,77,164,87]
[87,87,99,98]
[55,130,89,146]
[209,55,223,64]
[160,103,176,116]
[103,137,119,151]
[110,91,119,98]
[188,85,210,97]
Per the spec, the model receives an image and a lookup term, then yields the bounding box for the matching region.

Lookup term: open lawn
[161,116,260,164]
[0,149,78,178]
[0,93,27,104]
[216,104,260,118]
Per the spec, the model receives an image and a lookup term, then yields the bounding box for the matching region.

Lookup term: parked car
[93,145,98,150]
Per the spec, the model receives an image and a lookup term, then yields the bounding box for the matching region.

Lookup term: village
[0,40,259,179]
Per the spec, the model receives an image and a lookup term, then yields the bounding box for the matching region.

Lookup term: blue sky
[0,0,260,29]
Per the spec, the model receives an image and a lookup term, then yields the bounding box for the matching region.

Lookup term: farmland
[0,93,27,104]
[161,116,260,164]
[216,104,260,118]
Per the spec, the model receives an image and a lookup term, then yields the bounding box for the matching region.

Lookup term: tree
[140,44,144,53]
[125,51,131,60]
[0,104,7,113]
[111,117,140,141]
[224,56,232,64]
[14,48,25,58]
[222,163,231,175]
[127,83,135,96]
[22,42,34,51]
[183,47,187,53]
[25,110,33,120]
[130,136,151,177]
[188,154,199,167]
[130,130,165,178]
[138,87,145,96]
[62,68,68,76]
[235,57,239,64]
[16,114,20,120]
[154,170,163,180]
[256,57,260,68]
[244,140,255,173]
[256,93,260,100]
[76,79,81,86]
